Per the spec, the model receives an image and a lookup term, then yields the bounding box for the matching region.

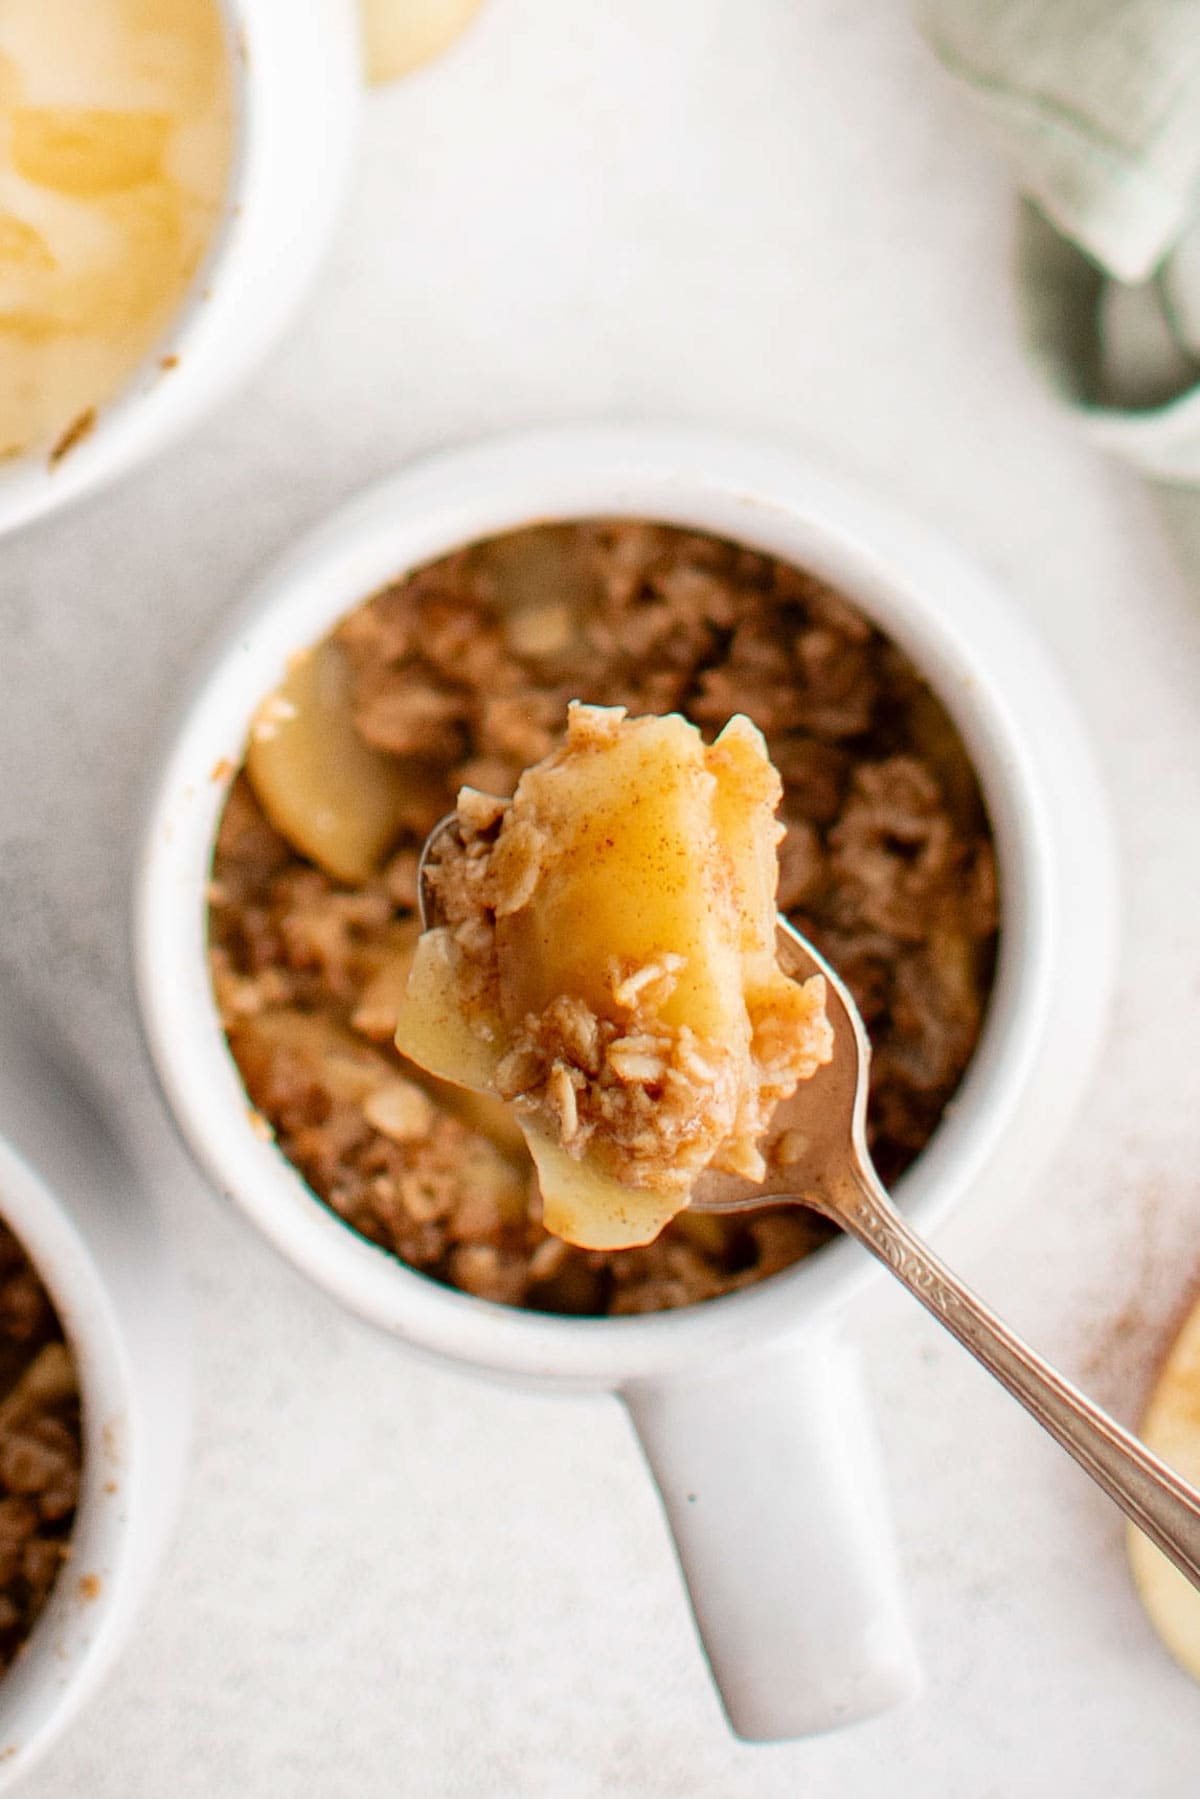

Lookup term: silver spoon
[419,815,1200,1590]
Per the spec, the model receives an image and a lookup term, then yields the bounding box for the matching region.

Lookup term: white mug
[0,1000,190,1787]
[134,426,1119,1738]
[0,0,360,540]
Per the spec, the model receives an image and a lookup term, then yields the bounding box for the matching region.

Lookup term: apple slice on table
[1129,1291,1200,1678]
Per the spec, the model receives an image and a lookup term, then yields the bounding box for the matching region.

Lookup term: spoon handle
[830,1164,1200,1589]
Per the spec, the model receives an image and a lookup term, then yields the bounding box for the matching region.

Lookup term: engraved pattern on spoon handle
[832,1163,1200,1590]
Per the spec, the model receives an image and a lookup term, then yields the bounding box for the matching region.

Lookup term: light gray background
[4,1,1200,1793]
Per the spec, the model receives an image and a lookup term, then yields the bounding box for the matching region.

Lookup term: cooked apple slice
[1128,1292,1200,1679]
[229,1008,527,1220]
[0,52,22,107]
[524,1130,682,1252]
[394,925,699,1250]
[475,524,600,660]
[232,1008,402,1111]
[395,703,832,1250]
[394,926,502,1090]
[360,0,485,82]
[245,640,439,885]
[0,215,55,272]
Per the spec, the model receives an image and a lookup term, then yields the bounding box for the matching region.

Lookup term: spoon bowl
[691,919,871,1218]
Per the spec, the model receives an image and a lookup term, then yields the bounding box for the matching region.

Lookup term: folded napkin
[919,0,1200,484]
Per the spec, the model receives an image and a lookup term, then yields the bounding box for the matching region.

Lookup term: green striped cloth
[919,0,1200,483]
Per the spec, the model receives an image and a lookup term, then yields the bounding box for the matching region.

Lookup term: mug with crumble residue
[0,0,359,540]
[134,426,1119,1740]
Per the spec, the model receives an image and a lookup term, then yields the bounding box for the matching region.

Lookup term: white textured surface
[3,0,1200,1792]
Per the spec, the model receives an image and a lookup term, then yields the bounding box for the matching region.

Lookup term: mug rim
[0,0,358,539]
[134,424,1117,1387]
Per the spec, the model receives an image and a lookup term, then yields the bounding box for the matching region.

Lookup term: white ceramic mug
[0,1000,190,1787]
[0,0,360,540]
[134,426,1119,1739]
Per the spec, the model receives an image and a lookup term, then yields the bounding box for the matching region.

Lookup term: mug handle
[621,1327,920,1739]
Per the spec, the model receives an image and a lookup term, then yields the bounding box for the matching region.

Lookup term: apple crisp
[0,1222,82,1670]
[395,704,833,1249]
[209,520,998,1314]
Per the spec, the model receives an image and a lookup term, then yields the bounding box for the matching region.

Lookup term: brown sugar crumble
[0,1224,82,1668]
[209,520,999,1315]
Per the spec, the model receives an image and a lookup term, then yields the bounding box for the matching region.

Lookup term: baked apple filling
[394,703,832,1249]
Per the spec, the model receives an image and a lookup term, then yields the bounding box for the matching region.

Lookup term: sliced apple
[475,524,600,657]
[525,1131,681,1252]
[421,1070,527,1163]
[0,215,55,271]
[0,53,22,107]
[245,640,438,885]
[395,704,831,1251]
[231,1008,400,1111]
[393,926,501,1091]
[490,709,747,1041]
[1128,1292,1200,1679]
